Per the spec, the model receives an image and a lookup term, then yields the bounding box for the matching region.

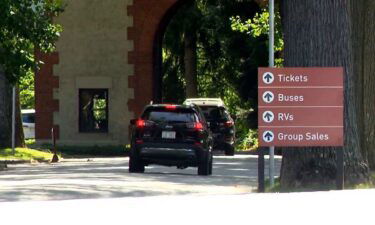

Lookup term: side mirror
[130,119,137,125]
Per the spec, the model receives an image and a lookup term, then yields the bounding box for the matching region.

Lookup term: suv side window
[22,113,35,123]
[200,106,230,121]
[194,106,208,125]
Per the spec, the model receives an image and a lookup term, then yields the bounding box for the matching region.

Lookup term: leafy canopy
[162,0,265,114]
[0,0,63,83]
[230,7,284,66]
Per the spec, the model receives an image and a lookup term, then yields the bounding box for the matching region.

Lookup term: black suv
[129,104,213,176]
[184,99,235,156]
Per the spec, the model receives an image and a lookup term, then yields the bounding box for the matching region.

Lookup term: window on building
[79,89,108,133]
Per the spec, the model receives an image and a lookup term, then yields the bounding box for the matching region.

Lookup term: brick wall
[35,51,59,140]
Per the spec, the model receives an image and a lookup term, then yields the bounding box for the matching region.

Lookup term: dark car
[184,98,235,156]
[129,104,213,176]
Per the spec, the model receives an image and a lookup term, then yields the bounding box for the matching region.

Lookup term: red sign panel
[258,67,344,147]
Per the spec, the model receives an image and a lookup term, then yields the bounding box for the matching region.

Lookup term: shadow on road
[0,156,281,202]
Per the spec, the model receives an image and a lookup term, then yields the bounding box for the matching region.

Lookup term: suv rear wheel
[208,153,213,175]
[198,151,211,176]
[129,146,145,173]
[224,145,235,156]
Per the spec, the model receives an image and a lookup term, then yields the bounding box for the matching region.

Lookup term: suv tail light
[224,120,234,128]
[136,119,153,128]
[136,119,145,128]
[187,122,204,131]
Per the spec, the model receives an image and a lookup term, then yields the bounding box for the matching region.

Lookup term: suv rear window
[199,106,229,121]
[142,107,198,123]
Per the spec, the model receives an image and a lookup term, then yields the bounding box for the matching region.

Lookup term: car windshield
[22,113,35,123]
[142,108,198,123]
[199,106,229,121]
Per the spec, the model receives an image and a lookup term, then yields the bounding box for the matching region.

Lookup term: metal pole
[12,86,16,155]
[268,0,275,187]
[258,147,265,193]
[336,148,344,190]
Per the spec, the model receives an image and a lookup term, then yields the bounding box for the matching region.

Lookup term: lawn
[0,147,56,162]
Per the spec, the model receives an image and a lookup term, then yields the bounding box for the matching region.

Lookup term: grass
[0,147,56,162]
[352,172,375,189]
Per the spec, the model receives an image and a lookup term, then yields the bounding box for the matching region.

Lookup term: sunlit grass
[0,148,55,161]
[352,172,375,189]
[25,139,36,146]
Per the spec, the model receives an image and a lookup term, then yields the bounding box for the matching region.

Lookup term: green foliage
[162,0,264,107]
[235,115,259,151]
[0,0,64,83]
[19,69,34,109]
[0,147,55,161]
[230,7,284,66]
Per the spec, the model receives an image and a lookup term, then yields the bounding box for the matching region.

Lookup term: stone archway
[35,0,188,142]
[127,0,190,117]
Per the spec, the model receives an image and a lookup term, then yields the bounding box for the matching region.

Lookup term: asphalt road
[1,189,374,225]
[0,154,281,202]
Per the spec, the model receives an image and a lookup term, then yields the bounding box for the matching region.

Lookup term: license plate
[162,131,176,139]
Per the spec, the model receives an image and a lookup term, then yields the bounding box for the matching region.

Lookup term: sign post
[268,0,275,188]
[12,86,16,155]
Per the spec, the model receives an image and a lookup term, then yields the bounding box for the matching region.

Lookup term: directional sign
[258,67,344,147]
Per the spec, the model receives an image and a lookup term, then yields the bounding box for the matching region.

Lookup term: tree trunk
[0,69,25,148]
[184,31,198,98]
[361,0,375,169]
[15,86,25,147]
[0,69,12,148]
[280,0,369,188]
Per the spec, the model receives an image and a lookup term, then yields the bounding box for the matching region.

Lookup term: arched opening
[152,0,193,103]
[150,0,268,151]
[152,0,266,104]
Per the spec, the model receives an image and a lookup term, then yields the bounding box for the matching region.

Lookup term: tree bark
[184,31,198,98]
[0,69,25,148]
[15,86,25,147]
[280,0,369,188]
[361,0,375,169]
[0,69,12,148]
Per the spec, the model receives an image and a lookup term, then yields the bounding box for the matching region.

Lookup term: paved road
[1,189,374,225]
[0,155,281,202]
